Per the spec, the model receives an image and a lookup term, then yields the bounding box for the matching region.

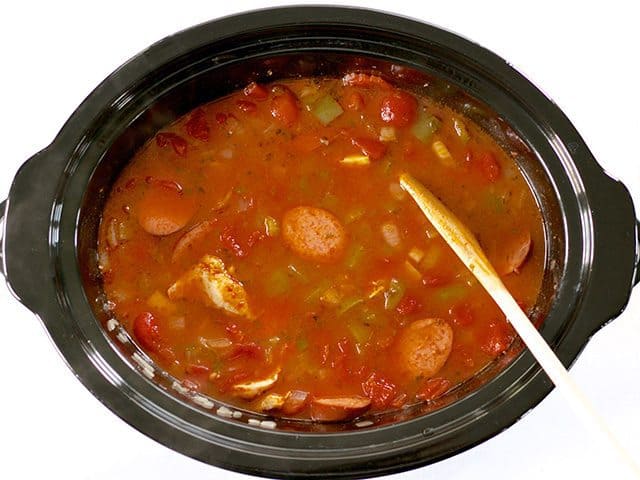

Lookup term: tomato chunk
[236,100,257,113]
[156,132,187,156]
[395,295,422,316]
[362,372,397,409]
[270,91,299,127]
[477,152,501,182]
[380,91,417,127]
[133,312,163,353]
[185,109,210,141]
[416,377,451,401]
[480,319,514,357]
[351,137,387,161]
[342,72,392,89]
[243,81,269,100]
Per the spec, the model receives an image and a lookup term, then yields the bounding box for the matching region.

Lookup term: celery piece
[264,216,280,237]
[411,111,441,143]
[266,269,290,297]
[434,284,468,303]
[338,296,364,316]
[312,95,344,126]
[348,320,373,345]
[345,244,365,270]
[384,278,406,310]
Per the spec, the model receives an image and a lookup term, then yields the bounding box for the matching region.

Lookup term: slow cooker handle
[635,219,640,286]
[1,147,61,315]
[0,199,6,278]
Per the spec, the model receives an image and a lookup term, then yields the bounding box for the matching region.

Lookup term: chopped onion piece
[379,126,397,142]
[408,247,425,264]
[453,118,470,143]
[389,182,406,201]
[432,140,455,167]
[381,222,401,248]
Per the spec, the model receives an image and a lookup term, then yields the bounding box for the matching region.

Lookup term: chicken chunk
[167,255,253,319]
[231,370,280,400]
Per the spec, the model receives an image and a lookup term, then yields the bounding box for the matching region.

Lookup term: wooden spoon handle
[400,172,640,476]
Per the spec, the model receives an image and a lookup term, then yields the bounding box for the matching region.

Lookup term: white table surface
[1,1,638,479]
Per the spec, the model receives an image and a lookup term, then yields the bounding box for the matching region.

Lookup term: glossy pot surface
[1,6,639,479]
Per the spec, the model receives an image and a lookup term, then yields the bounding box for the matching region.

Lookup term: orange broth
[98,75,545,421]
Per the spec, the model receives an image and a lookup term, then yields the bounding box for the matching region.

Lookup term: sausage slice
[396,318,453,379]
[282,206,347,263]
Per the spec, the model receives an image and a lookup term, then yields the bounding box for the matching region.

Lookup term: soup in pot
[97,73,544,421]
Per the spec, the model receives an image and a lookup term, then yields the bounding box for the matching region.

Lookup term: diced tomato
[479,318,514,357]
[243,81,269,100]
[247,230,266,247]
[361,372,397,409]
[220,226,247,257]
[416,377,451,401]
[236,100,257,113]
[156,132,187,156]
[342,72,392,89]
[477,152,501,182]
[133,312,163,353]
[380,91,417,127]
[270,91,299,127]
[225,342,263,360]
[453,345,475,368]
[351,137,387,161]
[395,295,421,316]
[344,91,364,111]
[186,363,211,375]
[185,109,210,141]
[449,303,474,327]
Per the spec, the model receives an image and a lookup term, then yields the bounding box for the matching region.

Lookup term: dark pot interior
[4,7,638,478]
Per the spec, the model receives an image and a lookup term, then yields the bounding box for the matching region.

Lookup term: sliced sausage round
[396,318,453,379]
[282,206,347,263]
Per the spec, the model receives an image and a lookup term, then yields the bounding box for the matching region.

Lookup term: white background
[1,1,639,479]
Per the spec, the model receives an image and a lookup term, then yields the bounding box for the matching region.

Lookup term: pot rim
[2,6,638,478]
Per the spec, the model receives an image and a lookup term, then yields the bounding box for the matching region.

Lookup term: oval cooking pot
[1,6,639,479]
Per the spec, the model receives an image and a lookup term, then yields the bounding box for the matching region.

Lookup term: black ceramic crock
[1,6,639,479]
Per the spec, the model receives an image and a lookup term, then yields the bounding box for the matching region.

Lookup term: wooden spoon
[399,172,639,475]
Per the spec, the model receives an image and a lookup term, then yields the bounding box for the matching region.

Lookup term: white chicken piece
[167,255,253,319]
[232,370,280,400]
